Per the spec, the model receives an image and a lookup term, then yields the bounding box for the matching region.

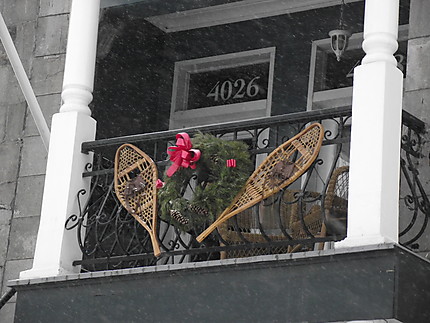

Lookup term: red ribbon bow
[166,133,201,177]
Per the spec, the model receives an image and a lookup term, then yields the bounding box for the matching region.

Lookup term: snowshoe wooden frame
[114,143,161,256]
[196,123,324,243]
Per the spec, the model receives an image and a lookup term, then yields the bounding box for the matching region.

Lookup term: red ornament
[226,159,237,168]
[166,133,201,177]
[156,179,165,189]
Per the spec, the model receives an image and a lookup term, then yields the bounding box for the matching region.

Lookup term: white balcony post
[336,0,403,248]
[20,0,100,279]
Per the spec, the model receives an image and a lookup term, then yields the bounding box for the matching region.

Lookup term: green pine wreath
[158,133,253,231]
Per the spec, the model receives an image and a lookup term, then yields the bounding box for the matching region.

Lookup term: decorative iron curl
[85,163,93,172]
[65,189,87,230]
[168,239,181,250]
[255,127,271,149]
[314,158,324,166]
[403,195,415,212]
[160,151,169,161]
[322,123,340,141]
[401,135,423,157]
[324,129,334,141]
[401,126,423,158]
[65,214,79,231]
[261,191,282,207]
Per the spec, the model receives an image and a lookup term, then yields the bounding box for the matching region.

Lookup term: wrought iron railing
[399,111,429,247]
[65,106,428,272]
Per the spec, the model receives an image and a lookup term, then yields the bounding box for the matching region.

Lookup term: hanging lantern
[329,29,352,61]
[329,0,351,61]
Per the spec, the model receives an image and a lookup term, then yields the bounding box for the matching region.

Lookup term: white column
[20,0,100,279]
[336,0,403,248]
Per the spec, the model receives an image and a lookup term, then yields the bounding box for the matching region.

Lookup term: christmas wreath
[158,132,253,231]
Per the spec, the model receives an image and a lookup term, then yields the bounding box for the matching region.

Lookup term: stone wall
[0,1,70,322]
[403,0,430,256]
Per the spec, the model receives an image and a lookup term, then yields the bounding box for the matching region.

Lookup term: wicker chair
[217,190,320,258]
[217,166,349,257]
[322,165,349,237]
[289,166,349,251]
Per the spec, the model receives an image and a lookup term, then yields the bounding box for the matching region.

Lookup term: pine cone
[189,204,209,216]
[170,209,189,225]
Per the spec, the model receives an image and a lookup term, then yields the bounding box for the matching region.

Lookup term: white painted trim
[312,87,354,109]
[146,0,363,33]
[306,41,318,111]
[173,48,275,74]
[171,100,268,129]
[0,12,50,150]
[101,0,142,8]
[266,49,275,118]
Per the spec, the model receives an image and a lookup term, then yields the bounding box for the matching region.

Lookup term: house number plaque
[187,62,269,110]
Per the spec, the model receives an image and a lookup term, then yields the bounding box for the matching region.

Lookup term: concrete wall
[0,1,70,322]
[403,0,430,256]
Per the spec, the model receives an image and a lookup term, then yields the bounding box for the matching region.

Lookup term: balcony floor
[9,244,430,323]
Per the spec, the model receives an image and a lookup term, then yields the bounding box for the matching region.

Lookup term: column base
[335,235,397,249]
[19,265,80,280]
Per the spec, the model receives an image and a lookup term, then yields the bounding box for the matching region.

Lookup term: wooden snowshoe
[114,144,161,256]
[197,123,324,243]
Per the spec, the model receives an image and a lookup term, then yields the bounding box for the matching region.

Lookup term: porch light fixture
[329,0,351,61]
